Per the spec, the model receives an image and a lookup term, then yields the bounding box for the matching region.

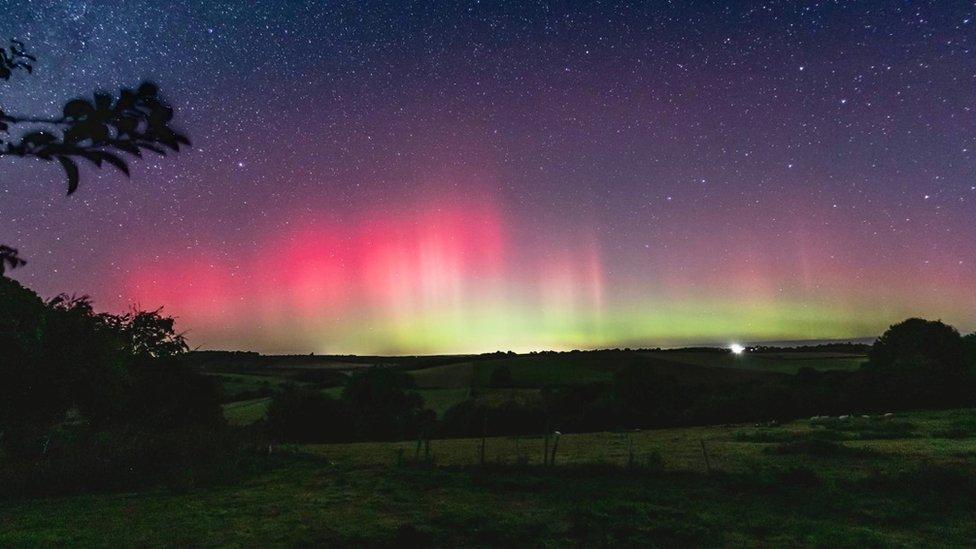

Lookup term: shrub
[343,368,433,441]
[0,424,253,498]
[266,386,354,443]
[611,366,687,427]
[127,358,225,430]
[0,279,238,496]
[0,279,220,453]
[965,333,976,369]
[0,282,125,452]
[869,318,967,375]
[440,398,547,438]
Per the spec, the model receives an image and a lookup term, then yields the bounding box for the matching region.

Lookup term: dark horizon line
[189,335,879,359]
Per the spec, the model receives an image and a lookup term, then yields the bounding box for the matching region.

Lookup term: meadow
[4,407,975,546]
[214,348,865,425]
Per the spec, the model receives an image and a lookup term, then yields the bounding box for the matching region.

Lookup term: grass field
[415,388,473,417]
[223,387,475,424]
[208,372,297,402]
[657,351,866,374]
[4,407,975,545]
[410,350,855,391]
[217,350,866,426]
[304,409,976,470]
[409,361,476,388]
[222,397,272,426]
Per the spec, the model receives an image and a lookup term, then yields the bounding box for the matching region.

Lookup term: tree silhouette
[0,245,26,275]
[0,39,189,273]
[868,318,967,376]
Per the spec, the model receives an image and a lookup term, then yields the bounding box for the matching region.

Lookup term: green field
[223,397,272,426]
[409,350,852,391]
[658,351,866,374]
[415,388,473,417]
[208,372,297,402]
[4,407,975,546]
[217,350,866,426]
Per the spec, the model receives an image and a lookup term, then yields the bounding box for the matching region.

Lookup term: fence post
[479,414,488,466]
[700,439,711,473]
[543,419,551,465]
[627,432,635,468]
[549,431,560,466]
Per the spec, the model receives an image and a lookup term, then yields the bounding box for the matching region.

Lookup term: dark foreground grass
[4,409,976,546]
[3,458,974,546]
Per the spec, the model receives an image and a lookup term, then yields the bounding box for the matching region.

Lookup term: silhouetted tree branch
[0,39,34,80]
[0,39,189,275]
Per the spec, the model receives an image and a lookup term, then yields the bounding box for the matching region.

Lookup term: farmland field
[657,351,866,374]
[218,349,860,426]
[4,407,975,546]
[223,397,273,426]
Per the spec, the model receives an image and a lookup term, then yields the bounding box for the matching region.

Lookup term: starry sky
[1,1,974,354]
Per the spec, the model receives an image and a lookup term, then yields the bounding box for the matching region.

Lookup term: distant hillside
[187,347,864,383]
[412,351,788,390]
[197,347,868,426]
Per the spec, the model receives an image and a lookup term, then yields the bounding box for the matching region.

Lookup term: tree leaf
[80,151,103,167]
[139,143,166,155]
[101,152,130,176]
[63,99,94,119]
[57,156,79,195]
[113,141,142,157]
[137,82,158,97]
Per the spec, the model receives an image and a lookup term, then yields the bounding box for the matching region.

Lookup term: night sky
[1,1,974,354]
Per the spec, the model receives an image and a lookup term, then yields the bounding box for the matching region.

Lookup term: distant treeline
[747,343,871,354]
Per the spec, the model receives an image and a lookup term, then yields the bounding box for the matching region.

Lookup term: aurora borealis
[1,1,975,354]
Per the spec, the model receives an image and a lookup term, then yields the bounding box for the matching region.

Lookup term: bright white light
[730,343,745,355]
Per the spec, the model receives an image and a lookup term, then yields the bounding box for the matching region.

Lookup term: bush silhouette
[342,368,432,441]
[964,333,976,370]
[128,358,224,430]
[0,277,222,455]
[440,397,547,438]
[869,318,967,375]
[0,281,124,451]
[266,386,353,443]
[864,318,973,409]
